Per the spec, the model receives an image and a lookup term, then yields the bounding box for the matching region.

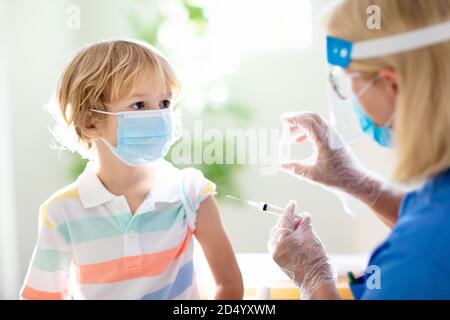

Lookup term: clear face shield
[327,66,374,149]
[326,20,450,149]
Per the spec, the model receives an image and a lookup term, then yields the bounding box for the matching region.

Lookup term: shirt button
[127,230,136,239]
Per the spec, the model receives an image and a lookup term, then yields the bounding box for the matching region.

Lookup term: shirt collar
[76,160,182,209]
[403,166,450,214]
[422,166,450,196]
[77,161,116,209]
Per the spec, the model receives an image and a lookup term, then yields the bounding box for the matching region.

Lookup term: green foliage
[68,155,88,181]
[166,102,250,200]
[127,10,166,45]
[204,100,253,124]
[182,0,208,36]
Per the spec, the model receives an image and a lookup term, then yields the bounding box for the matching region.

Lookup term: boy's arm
[194,195,244,300]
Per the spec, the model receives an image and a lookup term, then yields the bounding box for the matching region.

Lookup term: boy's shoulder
[163,161,214,193]
[158,161,215,204]
[39,182,80,229]
[159,160,204,183]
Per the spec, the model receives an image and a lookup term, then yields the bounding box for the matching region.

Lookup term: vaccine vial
[279,123,295,164]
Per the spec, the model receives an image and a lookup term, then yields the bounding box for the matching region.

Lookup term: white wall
[3,0,76,294]
[0,0,20,300]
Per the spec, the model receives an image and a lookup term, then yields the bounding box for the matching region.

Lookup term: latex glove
[280,112,382,206]
[268,200,336,298]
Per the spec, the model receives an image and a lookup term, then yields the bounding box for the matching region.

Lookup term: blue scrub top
[351,167,450,300]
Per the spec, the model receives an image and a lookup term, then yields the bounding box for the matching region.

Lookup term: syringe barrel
[258,202,285,216]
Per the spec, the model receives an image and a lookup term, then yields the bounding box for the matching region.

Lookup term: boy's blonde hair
[50,39,180,158]
[325,0,450,184]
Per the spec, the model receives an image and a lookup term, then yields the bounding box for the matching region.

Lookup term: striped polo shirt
[20,159,216,300]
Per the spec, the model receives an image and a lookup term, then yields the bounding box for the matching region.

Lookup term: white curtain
[0,1,20,299]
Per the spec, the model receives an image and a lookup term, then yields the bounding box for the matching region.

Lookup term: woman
[269,0,450,299]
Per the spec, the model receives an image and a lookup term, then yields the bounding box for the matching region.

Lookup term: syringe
[226,195,285,216]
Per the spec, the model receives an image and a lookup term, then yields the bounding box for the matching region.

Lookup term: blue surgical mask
[90,107,178,166]
[353,97,393,148]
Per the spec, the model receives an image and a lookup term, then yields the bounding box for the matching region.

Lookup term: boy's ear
[86,122,96,130]
[83,116,99,140]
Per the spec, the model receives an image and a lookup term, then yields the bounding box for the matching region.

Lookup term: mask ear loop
[89,108,119,158]
[353,76,395,129]
[384,114,395,129]
[90,108,117,116]
[354,76,378,99]
[329,75,379,147]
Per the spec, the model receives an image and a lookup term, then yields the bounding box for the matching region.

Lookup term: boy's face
[93,75,173,147]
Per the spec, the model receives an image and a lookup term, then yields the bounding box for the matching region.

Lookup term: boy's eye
[130,101,146,110]
[159,100,171,109]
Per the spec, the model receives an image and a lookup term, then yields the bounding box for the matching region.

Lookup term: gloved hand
[280,112,382,207]
[267,200,336,299]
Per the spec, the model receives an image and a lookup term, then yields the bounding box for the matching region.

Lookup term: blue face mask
[91,108,177,166]
[353,97,393,148]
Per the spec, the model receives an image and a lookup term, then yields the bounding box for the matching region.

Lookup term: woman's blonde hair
[325,0,450,184]
[50,39,180,158]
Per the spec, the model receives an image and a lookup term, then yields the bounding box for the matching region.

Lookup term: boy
[20,39,243,300]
